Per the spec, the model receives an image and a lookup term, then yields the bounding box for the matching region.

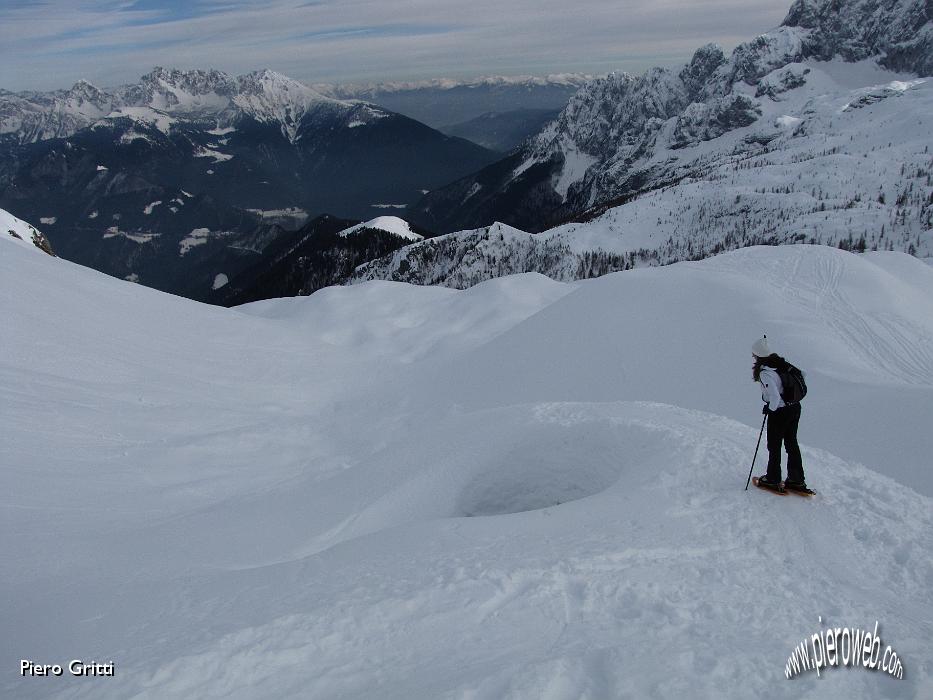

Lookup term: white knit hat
[751,335,771,357]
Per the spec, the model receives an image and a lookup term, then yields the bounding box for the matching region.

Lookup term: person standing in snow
[751,336,809,491]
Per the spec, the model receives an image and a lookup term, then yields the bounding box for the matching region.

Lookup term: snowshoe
[752,476,786,495]
[783,481,816,496]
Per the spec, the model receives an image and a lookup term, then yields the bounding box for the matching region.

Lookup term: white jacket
[759,367,785,411]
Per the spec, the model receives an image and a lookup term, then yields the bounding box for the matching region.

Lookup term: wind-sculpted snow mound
[2,242,933,698]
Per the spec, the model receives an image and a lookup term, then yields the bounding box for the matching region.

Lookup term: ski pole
[745,414,767,490]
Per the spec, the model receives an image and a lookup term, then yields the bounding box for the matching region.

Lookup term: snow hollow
[2,237,932,699]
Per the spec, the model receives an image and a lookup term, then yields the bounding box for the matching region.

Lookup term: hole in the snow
[455,424,629,516]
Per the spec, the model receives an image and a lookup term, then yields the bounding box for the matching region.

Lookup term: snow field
[2,238,933,698]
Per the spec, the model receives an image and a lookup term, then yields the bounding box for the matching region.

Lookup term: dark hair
[753,353,785,381]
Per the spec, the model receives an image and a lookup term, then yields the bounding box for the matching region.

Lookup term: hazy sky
[1,0,790,91]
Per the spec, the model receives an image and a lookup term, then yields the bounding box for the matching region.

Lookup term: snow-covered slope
[338,216,424,241]
[363,60,933,286]
[2,240,932,698]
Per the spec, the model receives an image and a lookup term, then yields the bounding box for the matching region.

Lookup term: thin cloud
[0,0,790,91]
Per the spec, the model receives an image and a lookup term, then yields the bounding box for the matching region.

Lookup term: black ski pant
[765,403,805,484]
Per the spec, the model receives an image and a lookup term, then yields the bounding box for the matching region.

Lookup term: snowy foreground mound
[2,240,933,698]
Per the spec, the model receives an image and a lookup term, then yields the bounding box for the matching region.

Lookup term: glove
[762,405,771,415]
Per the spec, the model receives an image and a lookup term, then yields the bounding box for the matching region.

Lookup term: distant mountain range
[313,75,587,155]
[313,75,590,128]
[0,68,497,299]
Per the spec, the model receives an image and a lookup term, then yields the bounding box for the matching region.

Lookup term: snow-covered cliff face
[783,0,933,75]
[408,0,932,235]
[123,67,234,113]
[0,67,359,145]
[533,42,735,159]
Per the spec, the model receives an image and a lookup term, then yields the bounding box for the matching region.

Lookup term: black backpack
[777,361,807,404]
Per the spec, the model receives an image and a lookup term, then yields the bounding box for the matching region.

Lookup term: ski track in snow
[2,239,933,699]
[700,247,933,387]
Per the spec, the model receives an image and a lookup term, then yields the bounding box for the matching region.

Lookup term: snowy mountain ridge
[0,67,361,145]
[0,68,591,147]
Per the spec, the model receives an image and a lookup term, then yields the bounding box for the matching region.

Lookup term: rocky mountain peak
[0,65,363,145]
[679,44,727,101]
[782,0,932,75]
[231,69,348,142]
[141,67,233,95]
[67,79,104,101]
[781,0,822,28]
[234,69,331,101]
